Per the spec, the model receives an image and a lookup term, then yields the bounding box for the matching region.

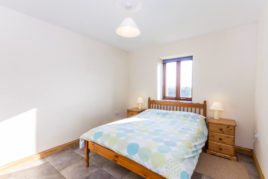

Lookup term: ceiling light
[117,0,142,13]
[116,17,141,38]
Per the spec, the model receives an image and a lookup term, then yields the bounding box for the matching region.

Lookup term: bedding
[80,109,208,179]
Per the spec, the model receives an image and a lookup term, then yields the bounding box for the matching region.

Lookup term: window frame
[162,56,193,101]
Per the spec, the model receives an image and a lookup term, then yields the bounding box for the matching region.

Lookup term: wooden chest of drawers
[207,118,237,160]
[127,108,146,117]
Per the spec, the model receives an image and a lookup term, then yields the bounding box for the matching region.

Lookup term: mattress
[80,109,208,179]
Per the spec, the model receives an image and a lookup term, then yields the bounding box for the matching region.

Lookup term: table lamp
[210,102,224,119]
[136,97,144,110]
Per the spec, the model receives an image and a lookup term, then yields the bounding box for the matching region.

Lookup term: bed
[80,98,207,179]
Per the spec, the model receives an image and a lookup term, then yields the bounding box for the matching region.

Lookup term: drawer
[209,124,234,135]
[208,141,235,156]
[127,111,138,117]
[209,132,234,145]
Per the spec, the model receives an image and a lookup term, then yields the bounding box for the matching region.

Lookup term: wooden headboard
[148,98,207,117]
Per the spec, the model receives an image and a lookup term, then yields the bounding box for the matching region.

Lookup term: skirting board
[253,152,265,179]
[235,146,253,157]
[0,139,79,172]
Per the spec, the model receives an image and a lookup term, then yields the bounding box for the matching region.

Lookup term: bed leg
[85,141,90,167]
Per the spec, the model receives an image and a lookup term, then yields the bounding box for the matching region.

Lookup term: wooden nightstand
[207,118,237,160]
[127,108,146,117]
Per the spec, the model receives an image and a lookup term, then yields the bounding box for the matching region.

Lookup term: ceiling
[0,0,263,52]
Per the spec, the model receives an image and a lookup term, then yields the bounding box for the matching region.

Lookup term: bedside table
[207,118,237,160]
[127,108,146,117]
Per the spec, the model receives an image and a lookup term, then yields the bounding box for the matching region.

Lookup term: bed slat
[148,98,207,117]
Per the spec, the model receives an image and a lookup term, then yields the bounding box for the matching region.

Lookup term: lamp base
[138,104,142,110]
[213,111,220,119]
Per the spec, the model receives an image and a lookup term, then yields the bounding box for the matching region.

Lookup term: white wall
[255,2,268,177]
[0,6,129,166]
[0,3,261,168]
[128,24,257,149]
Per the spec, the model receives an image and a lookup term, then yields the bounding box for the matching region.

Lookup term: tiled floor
[237,154,260,179]
[0,145,259,179]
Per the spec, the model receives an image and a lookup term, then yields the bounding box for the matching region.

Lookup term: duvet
[80,109,208,179]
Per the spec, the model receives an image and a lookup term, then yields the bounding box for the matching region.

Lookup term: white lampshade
[210,102,224,119]
[136,97,144,104]
[210,102,224,111]
[116,17,141,38]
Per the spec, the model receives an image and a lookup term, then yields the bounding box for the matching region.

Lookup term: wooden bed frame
[84,98,207,179]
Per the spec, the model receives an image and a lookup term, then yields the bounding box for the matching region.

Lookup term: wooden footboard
[84,141,165,179]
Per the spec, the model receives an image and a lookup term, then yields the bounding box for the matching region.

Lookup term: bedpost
[85,141,89,167]
[148,97,151,109]
[203,100,207,117]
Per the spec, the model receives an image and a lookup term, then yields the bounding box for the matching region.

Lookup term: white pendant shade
[116,17,141,38]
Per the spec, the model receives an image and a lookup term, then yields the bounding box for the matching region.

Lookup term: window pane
[180,61,192,98]
[165,62,177,97]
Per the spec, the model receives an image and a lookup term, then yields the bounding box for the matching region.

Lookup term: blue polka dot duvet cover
[80,109,208,179]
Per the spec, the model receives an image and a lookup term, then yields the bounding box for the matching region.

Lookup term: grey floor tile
[1,145,261,179]
[74,148,115,169]
[90,153,113,168]
[103,162,129,179]
[74,147,84,158]
[122,172,142,179]
[0,162,64,179]
[237,154,260,179]
[60,160,97,179]
[85,169,116,179]
[46,149,83,171]
[240,161,259,178]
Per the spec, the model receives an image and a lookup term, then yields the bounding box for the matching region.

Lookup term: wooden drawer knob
[219,138,223,141]
[219,147,223,151]
[219,128,223,131]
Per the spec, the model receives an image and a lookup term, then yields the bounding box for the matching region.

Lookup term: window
[162,56,193,101]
